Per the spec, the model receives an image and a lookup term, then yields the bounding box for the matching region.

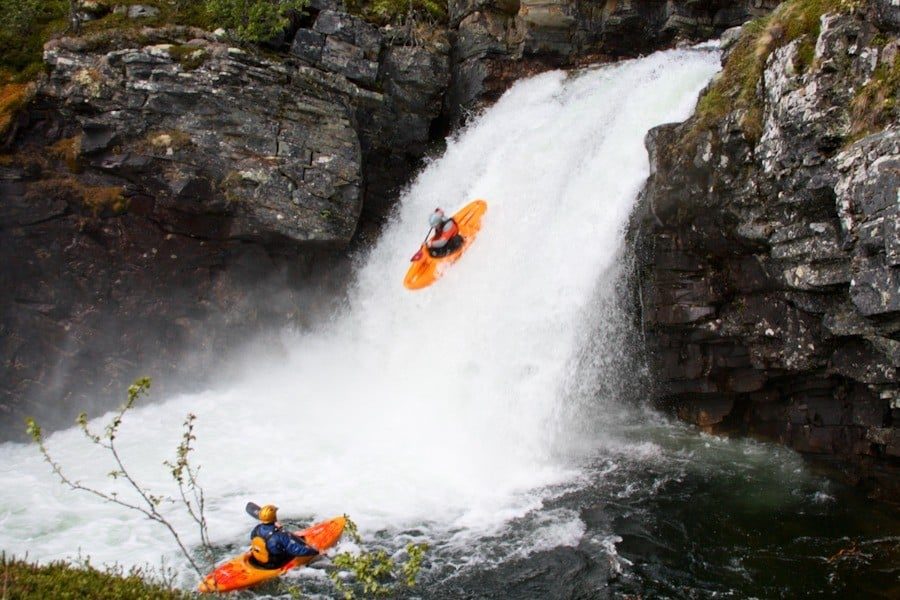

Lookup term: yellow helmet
[258,504,278,524]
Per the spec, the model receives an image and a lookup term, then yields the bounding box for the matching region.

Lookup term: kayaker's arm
[425,227,439,248]
[280,533,319,557]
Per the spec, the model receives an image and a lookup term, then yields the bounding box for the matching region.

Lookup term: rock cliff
[1,6,451,436]
[634,0,899,499]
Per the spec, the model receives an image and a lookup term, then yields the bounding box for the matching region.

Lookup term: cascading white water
[0,46,721,583]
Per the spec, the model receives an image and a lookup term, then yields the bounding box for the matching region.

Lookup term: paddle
[411,229,433,262]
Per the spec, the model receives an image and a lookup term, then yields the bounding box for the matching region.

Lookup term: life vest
[428,219,459,247]
[250,525,279,565]
[250,535,270,564]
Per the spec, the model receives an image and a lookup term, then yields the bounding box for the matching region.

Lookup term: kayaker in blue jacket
[249,504,319,569]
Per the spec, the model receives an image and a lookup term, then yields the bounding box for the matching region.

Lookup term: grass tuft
[849,52,899,141]
[346,0,449,26]
[0,553,190,600]
[0,82,36,139]
[48,135,83,173]
[82,185,128,214]
[167,44,209,70]
[691,0,857,144]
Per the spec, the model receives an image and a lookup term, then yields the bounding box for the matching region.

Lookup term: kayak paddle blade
[245,502,261,519]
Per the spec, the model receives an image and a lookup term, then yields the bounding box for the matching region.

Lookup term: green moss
[167,45,209,70]
[0,554,190,600]
[692,0,856,144]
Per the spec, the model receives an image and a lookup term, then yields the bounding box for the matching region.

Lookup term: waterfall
[0,46,721,584]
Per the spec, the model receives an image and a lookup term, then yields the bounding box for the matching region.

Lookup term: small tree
[26,378,213,579]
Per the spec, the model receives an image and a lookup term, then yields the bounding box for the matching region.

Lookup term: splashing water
[0,47,722,585]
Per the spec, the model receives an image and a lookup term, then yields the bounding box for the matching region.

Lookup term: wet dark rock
[633,10,900,500]
[0,21,446,437]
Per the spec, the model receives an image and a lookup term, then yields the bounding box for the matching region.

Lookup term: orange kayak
[404,199,488,290]
[198,516,346,593]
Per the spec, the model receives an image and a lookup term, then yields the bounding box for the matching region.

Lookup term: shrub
[203,0,308,42]
[0,0,69,81]
[26,378,213,580]
[347,0,449,26]
[326,517,429,599]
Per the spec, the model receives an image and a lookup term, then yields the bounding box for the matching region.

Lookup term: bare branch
[26,378,213,580]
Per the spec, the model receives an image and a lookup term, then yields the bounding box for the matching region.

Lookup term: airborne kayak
[404,199,488,290]
[198,516,346,593]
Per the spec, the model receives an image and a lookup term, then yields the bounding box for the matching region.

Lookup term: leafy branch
[327,516,429,599]
[25,377,213,579]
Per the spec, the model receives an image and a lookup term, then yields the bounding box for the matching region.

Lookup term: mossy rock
[850,50,899,140]
[692,0,861,145]
[167,44,210,71]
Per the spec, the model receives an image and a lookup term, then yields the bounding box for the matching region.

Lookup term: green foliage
[0,553,191,600]
[326,516,429,599]
[0,0,68,81]
[346,0,448,26]
[203,0,308,42]
[0,0,310,80]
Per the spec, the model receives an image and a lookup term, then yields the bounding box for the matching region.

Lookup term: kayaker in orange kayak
[426,208,463,257]
[249,504,319,569]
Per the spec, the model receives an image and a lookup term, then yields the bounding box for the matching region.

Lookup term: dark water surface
[263,417,899,600]
[421,419,900,599]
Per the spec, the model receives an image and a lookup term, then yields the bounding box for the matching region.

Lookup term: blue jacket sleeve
[274,532,319,557]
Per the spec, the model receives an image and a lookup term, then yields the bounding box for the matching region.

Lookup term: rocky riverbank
[633,0,899,500]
